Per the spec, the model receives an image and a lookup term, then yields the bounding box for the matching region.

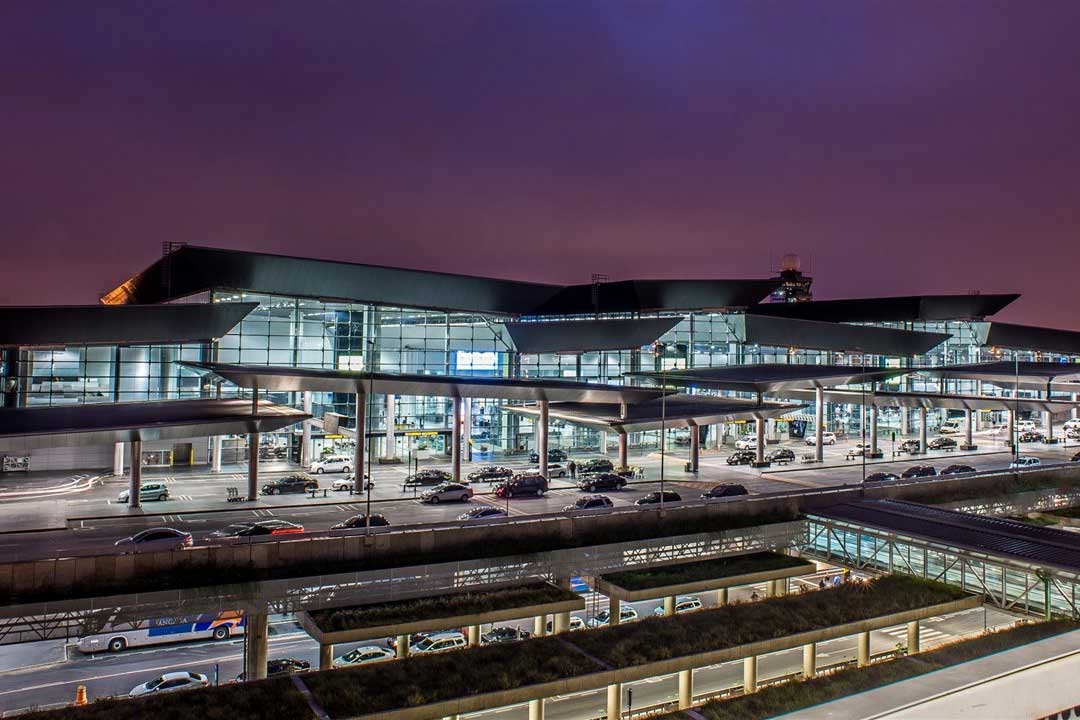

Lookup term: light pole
[365,337,376,531]
[1013,354,1020,467]
[659,358,667,510]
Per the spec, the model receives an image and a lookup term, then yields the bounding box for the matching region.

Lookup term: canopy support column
[452,397,462,482]
[128,440,142,509]
[353,388,366,494]
[538,400,550,478]
[814,386,824,462]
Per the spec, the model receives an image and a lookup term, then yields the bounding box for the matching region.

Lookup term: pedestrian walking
[568,460,577,479]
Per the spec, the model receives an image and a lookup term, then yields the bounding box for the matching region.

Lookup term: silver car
[114,527,192,554]
[421,482,474,504]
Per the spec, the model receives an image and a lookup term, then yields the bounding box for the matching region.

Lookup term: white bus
[76,610,245,653]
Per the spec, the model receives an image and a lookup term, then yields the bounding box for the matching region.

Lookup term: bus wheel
[213,626,230,641]
[108,637,127,652]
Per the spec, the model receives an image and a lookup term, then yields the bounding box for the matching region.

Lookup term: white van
[939,419,965,435]
[312,456,351,474]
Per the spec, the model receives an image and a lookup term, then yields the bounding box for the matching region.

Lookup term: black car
[209,520,305,538]
[726,449,756,465]
[928,437,958,450]
[405,469,454,486]
[767,448,795,463]
[1018,430,1046,443]
[481,626,531,645]
[701,483,749,499]
[941,464,976,475]
[635,490,682,505]
[901,465,937,479]
[495,474,548,498]
[862,472,900,484]
[331,513,390,530]
[578,458,615,475]
[900,439,921,453]
[236,658,310,682]
[1072,451,1080,462]
[528,448,568,464]
[564,495,614,511]
[466,466,514,483]
[577,473,626,492]
[260,473,318,495]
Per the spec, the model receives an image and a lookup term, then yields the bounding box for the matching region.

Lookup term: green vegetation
[1006,514,1058,526]
[571,575,966,668]
[1046,506,1080,520]
[309,582,579,633]
[601,552,814,592]
[304,636,602,717]
[656,619,1079,720]
[22,677,312,720]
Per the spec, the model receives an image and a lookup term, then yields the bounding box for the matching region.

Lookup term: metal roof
[733,314,950,357]
[526,278,779,315]
[748,294,1020,323]
[920,361,1080,393]
[0,303,256,348]
[182,361,667,403]
[502,395,803,433]
[974,322,1080,357]
[812,500,1080,574]
[0,399,309,452]
[628,363,909,394]
[503,317,681,354]
[776,387,1080,413]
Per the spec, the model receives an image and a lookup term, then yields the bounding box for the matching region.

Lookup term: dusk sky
[2,2,1079,328]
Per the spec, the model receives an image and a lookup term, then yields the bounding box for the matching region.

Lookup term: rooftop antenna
[590,273,609,317]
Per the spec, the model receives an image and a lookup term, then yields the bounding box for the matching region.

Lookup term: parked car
[331,476,372,491]
[467,466,514,483]
[767,448,796,463]
[928,436,958,450]
[411,632,468,654]
[129,671,208,697]
[335,646,394,667]
[578,458,616,475]
[330,513,390,530]
[587,607,638,627]
[494,474,548,498]
[734,436,758,450]
[528,448,568,464]
[546,616,586,633]
[1010,456,1042,468]
[458,506,507,521]
[1068,428,1080,441]
[805,432,837,446]
[635,491,682,505]
[421,482,474,504]
[117,482,169,503]
[1064,418,1080,432]
[862,472,900,484]
[564,495,614,511]
[899,439,922,453]
[261,474,318,495]
[1016,420,1038,433]
[726,449,756,465]
[941,464,977,475]
[900,465,937,479]
[209,520,305,538]
[405,469,454,486]
[481,626,531,644]
[577,473,626,492]
[652,596,703,616]
[311,456,351,474]
[1071,451,1080,462]
[701,483,748,499]
[1018,430,1046,443]
[236,658,310,681]
[531,463,568,478]
[114,527,192,554]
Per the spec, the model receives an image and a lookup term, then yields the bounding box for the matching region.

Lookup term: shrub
[601,552,814,592]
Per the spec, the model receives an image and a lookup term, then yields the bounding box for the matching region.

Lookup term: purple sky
[2,2,1079,328]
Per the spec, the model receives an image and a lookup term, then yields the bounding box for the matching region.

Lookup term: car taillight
[184,536,193,546]
[272,527,304,534]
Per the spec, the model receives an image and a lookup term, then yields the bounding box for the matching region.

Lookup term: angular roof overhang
[502,317,682,354]
[502,395,804,433]
[182,362,667,403]
[0,399,309,452]
[919,361,1080,393]
[775,387,1080,413]
[749,294,1020,323]
[527,279,780,315]
[974,322,1080,357]
[0,303,256,348]
[628,363,910,394]
[733,314,949,356]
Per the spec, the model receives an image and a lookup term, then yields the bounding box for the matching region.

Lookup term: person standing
[567,459,577,479]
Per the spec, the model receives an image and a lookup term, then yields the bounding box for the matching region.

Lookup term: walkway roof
[502,395,803,433]
[733,314,950,357]
[182,361,666,403]
[503,317,681,353]
[628,363,909,394]
[974,322,1080,357]
[0,399,309,452]
[812,500,1080,574]
[748,294,1019,323]
[777,387,1080,413]
[919,361,1080,392]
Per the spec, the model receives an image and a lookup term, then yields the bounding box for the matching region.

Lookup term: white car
[586,606,639,627]
[734,437,758,450]
[546,615,587,633]
[129,671,208,697]
[421,482,474,504]
[530,463,567,478]
[1063,418,1080,432]
[312,456,352,474]
[652,596,703,616]
[331,476,372,491]
[805,432,837,446]
[114,527,192,554]
[411,632,468,654]
[1010,456,1042,468]
[335,645,395,667]
[1016,420,1038,433]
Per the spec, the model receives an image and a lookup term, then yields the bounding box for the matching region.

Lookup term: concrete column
[451,397,462,481]
[1045,410,1053,442]
[247,433,259,499]
[529,698,544,720]
[553,611,569,634]
[766,578,786,597]
[468,624,480,647]
[755,417,766,466]
[743,656,758,694]
[607,684,622,720]
[857,630,870,667]
[1007,409,1015,448]
[533,614,548,637]
[918,407,928,454]
[464,398,473,462]
[319,643,333,671]
[815,386,824,462]
[128,440,142,509]
[244,611,269,681]
[113,442,125,476]
[690,423,700,472]
[608,596,621,626]
[901,406,910,436]
[907,620,920,654]
[678,669,693,709]
[600,430,609,456]
[964,408,975,449]
[385,394,397,459]
[354,390,366,494]
[803,642,816,679]
[664,596,676,616]
[618,431,628,469]
[300,391,313,468]
[211,435,223,473]
[869,404,879,455]
[396,634,409,659]
[1073,393,1078,420]
[538,400,550,477]
[717,587,728,605]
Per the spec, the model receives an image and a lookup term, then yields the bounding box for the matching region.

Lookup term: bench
[225,487,244,503]
[801,453,817,463]
[309,488,330,499]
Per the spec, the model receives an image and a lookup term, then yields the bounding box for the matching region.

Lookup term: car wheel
[158,494,167,501]
[430,496,439,504]
[460,495,470,502]
[212,626,230,641]
[536,488,544,497]
[315,468,323,474]
[586,485,595,492]
[108,637,127,652]
[272,488,281,495]
[342,467,350,475]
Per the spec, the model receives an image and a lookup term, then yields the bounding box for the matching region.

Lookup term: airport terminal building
[1,244,1078,470]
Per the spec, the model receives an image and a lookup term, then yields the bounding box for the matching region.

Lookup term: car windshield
[413,638,435,651]
[220,524,252,535]
[146,677,165,689]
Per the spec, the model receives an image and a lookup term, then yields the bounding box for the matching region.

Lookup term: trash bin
[684,461,693,473]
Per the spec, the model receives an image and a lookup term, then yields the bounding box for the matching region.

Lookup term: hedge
[600,552,814,592]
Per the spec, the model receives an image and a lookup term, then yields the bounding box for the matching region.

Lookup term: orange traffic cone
[74,685,87,706]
